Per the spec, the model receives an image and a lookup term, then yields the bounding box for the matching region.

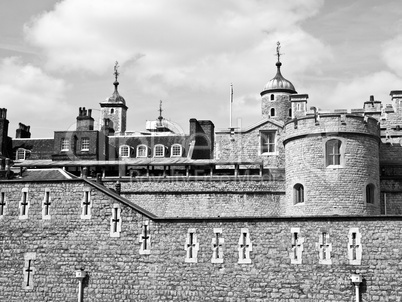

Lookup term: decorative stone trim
[139,220,151,254]
[184,228,199,263]
[348,228,362,265]
[211,228,224,263]
[290,227,304,264]
[22,252,36,290]
[238,228,252,264]
[316,231,332,265]
[19,188,29,220]
[42,188,51,220]
[80,188,92,219]
[110,203,122,238]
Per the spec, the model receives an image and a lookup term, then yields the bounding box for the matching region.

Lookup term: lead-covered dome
[107,81,126,105]
[261,61,296,96]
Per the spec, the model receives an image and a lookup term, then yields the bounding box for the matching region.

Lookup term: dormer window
[171,144,182,157]
[119,145,130,158]
[61,138,69,151]
[81,138,89,151]
[137,145,148,158]
[16,148,30,160]
[154,144,165,157]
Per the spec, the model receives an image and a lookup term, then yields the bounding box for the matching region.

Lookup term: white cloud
[0,57,72,137]
[382,34,402,77]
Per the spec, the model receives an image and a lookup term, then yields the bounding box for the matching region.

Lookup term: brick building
[1,44,402,301]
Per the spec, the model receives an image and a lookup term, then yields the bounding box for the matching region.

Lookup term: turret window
[260,131,276,154]
[293,184,304,204]
[270,94,274,101]
[137,145,148,158]
[270,108,276,117]
[366,184,375,204]
[325,139,342,166]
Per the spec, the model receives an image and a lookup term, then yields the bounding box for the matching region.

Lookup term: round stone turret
[283,114,381,216]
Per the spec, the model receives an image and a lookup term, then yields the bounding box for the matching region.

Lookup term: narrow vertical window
[184,228,199,263]
[110,204,122,238]
[289,108,292,117]
[139,220,151,254]
[270,94,274,101]
[366,184,375,204]
[293,183,304,204]
[238,228,252,264]
[326,139,342,166]
[22,252,36,290]
[19,188,29,219]
[290,228,304,264]
[211,228,224,263]
[0,191,6,217]
[316,231,332,265]
[42,189,51,220]
[260,131,276,154]
[270,108,276,117]
[81,189,91,219]
[348,228,362,265]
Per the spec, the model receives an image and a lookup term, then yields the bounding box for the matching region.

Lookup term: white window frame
[19,188,29,220]
[110,203,122,238]
[61,138,70,151]
[42,188,51,220]
[260,130,277,155]
[119,145,130,158]
[184,228,199,263]
[81,137,89,151]
[139,220,151,255]
[171,144,182,157]
[136,145,148,158]
[16,148,30,160]
[154,144,165,158]
[81,188,92,219]
[238,228,252,264]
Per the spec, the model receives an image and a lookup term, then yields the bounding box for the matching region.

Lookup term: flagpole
[230,83,233,128]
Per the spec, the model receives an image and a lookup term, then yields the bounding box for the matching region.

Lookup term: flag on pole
[230,83,233,103]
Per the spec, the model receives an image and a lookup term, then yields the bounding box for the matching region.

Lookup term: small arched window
[270,108,276,117]
[366,184,375,204]
[325,139,342,166]
[154,144,165,157]
[119,145,130,158]
[171,144,182,157]
[136,145,148,158]
[111,109,114,114]
[294,183,304,204]
[270,94,274,101]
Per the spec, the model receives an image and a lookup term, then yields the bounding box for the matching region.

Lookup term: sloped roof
[18,168,76,181]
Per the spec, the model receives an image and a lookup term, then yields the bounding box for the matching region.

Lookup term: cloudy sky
[0,0,402,137]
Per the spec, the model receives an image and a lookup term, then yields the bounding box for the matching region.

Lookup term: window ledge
[326,165,344,169]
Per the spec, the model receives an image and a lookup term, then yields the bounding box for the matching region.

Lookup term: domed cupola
[107,77,126,105]
[261,43,297,96]
[260,42,296,121]
[99,61,128,135]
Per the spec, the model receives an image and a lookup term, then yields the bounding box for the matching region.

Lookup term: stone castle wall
[1,180,402,301]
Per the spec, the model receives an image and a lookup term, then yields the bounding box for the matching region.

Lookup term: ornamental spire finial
[113,61,120,82]
[276,41,283,63]
[158,100,163,124]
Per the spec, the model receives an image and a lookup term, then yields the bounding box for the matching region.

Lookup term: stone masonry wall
[215,122,285,168]
[108,179,285,217]
[1,181,402,301]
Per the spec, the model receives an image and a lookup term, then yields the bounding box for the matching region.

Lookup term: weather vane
[276,41,283,62]
[113,61,120,81]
